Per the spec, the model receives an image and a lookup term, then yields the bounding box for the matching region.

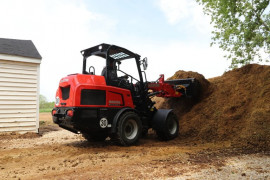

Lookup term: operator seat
[101,67,107,79]
[101,66,118,86]
[101,66,133,91]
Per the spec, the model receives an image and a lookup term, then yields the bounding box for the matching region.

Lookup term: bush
[39,95,54,112]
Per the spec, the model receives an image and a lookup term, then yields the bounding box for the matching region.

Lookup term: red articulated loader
[52,44,200,146]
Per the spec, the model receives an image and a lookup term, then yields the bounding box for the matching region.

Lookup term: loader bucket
[165,78,201,99]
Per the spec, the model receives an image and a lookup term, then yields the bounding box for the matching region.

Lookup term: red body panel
[55,74,134,108]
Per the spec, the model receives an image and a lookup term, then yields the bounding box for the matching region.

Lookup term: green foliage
[39,108,54,113]
[197,0,270,68]
[39,94,54,112]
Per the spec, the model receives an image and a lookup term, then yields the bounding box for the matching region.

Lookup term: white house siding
[0,59,40,133]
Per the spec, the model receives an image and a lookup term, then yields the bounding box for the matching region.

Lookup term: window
[116,58,140,83]
[86,56,106,75]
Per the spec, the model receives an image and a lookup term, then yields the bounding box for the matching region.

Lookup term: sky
[0,0,231,101]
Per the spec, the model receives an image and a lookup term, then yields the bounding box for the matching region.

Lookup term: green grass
[40,108,52,113]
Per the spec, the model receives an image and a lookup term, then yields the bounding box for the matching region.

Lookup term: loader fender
[111,108,137,133]
[152,109,179,140]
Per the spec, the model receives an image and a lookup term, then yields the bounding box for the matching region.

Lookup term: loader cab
[81,44,149,111]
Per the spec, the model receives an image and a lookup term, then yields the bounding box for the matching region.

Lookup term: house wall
[0,57,40,133]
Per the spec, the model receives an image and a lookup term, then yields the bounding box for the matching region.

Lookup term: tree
[39,94,54,110]
[196,0,270,68]
[39,94,47,109]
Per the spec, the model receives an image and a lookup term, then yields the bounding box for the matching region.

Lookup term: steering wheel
[118,76,129,87]
[89,66,95,75]
[120,74,129,80]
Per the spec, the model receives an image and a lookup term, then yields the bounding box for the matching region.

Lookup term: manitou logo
[109,100,121,106]
[60,79,69,83]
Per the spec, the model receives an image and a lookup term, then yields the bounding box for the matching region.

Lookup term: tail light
[52,109,57,116]
[67,110,74,117]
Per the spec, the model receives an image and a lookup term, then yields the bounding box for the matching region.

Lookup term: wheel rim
[124,119,138,140]
[168,117,177,135]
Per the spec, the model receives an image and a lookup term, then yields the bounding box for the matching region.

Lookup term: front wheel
[156,113,179,141]
[116,111,142,146]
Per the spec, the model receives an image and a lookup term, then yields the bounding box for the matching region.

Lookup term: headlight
[55,96,60,106]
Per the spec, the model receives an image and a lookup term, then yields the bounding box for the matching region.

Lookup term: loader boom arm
[148,74,199,98]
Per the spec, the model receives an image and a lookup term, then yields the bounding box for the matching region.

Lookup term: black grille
[61,86,70,100]
[80,109,97,119]
[81,89,106,105]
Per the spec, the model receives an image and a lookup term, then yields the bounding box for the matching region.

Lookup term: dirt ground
[0,112,269,180]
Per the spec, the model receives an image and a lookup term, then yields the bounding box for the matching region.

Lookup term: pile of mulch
[155,64,270,149]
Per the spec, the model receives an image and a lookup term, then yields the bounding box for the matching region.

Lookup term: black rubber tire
[82,133,108,142]
[116,111,142,146]
[156,113,179,141]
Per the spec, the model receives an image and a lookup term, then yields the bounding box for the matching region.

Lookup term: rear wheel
[156,113,179,140]
[116,111,142,146]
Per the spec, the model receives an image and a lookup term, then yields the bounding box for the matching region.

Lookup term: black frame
[81,43,143,85]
